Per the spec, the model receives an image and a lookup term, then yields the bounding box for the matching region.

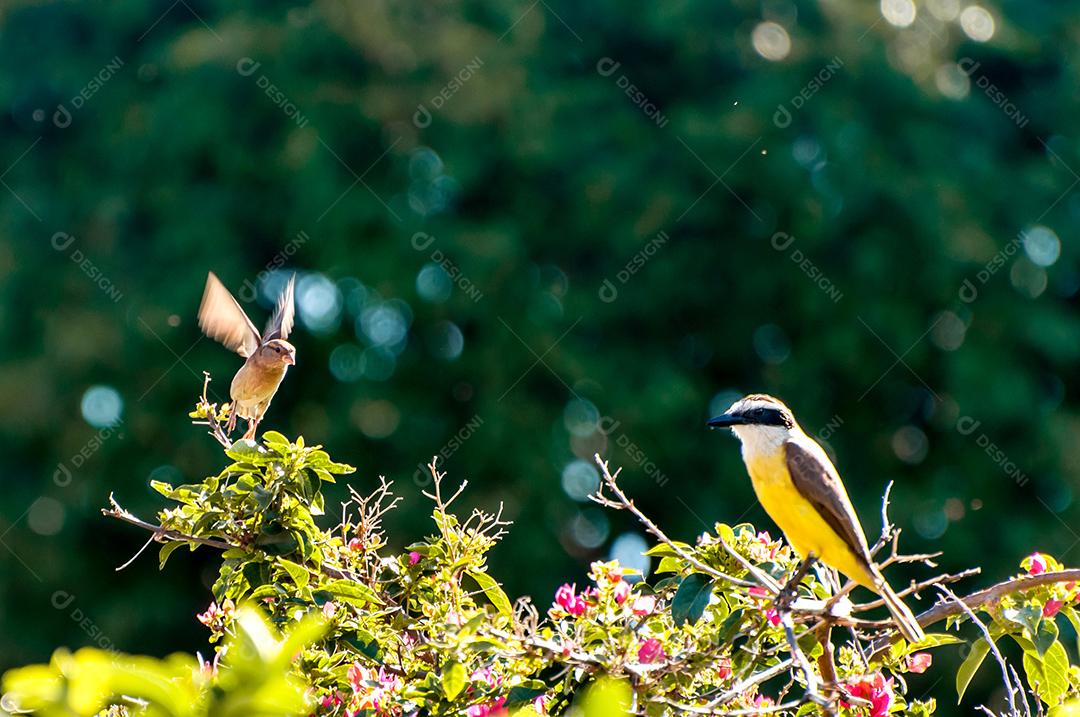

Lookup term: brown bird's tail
[876,577,925,643]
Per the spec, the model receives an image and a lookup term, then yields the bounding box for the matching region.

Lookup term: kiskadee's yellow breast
[743,447,875,586]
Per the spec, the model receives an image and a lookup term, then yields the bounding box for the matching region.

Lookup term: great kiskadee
[708,394,925,643]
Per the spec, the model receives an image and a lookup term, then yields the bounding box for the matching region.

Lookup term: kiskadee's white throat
[708,393,925,643]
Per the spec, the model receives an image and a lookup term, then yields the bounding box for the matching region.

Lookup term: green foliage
[2,606,324,717]
[9,425,1080,716]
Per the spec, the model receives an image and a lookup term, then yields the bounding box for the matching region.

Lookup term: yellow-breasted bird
[708,394,925,643]
[197,271,296,440]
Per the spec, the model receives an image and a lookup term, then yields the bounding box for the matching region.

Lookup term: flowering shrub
[5,400,1080,716]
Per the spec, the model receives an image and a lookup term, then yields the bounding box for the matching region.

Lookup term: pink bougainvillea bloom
[752,694,774,709]
[322,601,338,619]
[613,580,631,605]
[1044,599,1065,618]
[844,673,895,717]
[717,658,732,680]
[764,607,781,626]
[637,637,666,664]
[466,696,507,717]
[554,583,587,616]
[632,595,656,616]
[906,652,932,673]
[348,537,363,551]
[470,666,502,690]
[1027,553,1047,575]
[196,602,219,627]
[747,586,769,598]
[532,695,550,714]
[409,551,421,565]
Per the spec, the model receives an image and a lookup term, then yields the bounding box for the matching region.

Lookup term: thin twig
[591,455,757,589]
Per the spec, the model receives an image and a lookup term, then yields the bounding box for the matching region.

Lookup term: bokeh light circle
[751,22,791,61]
[80,385,123,427]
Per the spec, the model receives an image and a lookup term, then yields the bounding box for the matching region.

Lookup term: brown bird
[197,271,296,440]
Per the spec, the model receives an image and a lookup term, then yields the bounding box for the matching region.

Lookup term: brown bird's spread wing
[198,272,261,358]
[263,273,295,341]
[784,440,874,567]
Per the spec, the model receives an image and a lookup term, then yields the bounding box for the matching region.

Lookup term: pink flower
[196,599,234,628]
[844,673,894,717]
[752,694,774,710]
[322,601,338,619]
[637,637,666,663]
[532,695,550,713]
[1044,599,1065,618]
[1027,553,1047,575]
[409,551,421,565]
[906,652,932,673]
[466,696,507,717]
[632,595,656,616]
[554,583,587,616]
[747,586,770,598]
[764,607,781,626]
[348,537,364,551]
[717,658,732,680]
[614,580,631,605]
[470,666,502,690]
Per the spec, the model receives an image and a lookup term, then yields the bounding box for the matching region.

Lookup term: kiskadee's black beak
[707,413,746,428]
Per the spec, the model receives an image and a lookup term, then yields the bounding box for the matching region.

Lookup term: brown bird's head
[257,338,296,367]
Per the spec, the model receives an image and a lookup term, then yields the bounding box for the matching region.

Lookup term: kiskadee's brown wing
[784,440,875,568]
[263,273,295,342]
[198,272,261,358]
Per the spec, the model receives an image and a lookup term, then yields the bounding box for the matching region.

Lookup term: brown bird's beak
[283,353,296,366]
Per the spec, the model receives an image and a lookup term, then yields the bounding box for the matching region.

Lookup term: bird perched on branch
[197,271,296,440]
[708,394,925,643]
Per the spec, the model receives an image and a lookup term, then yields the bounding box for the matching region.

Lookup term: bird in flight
[197,271,296,441]
[708,393,925,643]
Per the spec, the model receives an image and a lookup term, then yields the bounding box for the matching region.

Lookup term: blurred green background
[1,0,1077,710]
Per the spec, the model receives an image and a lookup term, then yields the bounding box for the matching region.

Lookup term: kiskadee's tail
[877,578,925,643]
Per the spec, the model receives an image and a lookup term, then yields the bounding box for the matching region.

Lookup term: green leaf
[956,636,993,703]
[1003,604,1043,638]
[1036,618,1059,657]
[672,574,713,626]
[279,559,309,589]
[1024,640,1070,706]
[716,608,745,643]
[644,541,690,557]
[467,570,513,617]
[323,579,382,606]
[262,430,291,447]
[158,541,184,569]
[506,686,548,706]
[441,660,466,700]
[655,556,682,574]
[226,439,275,465]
